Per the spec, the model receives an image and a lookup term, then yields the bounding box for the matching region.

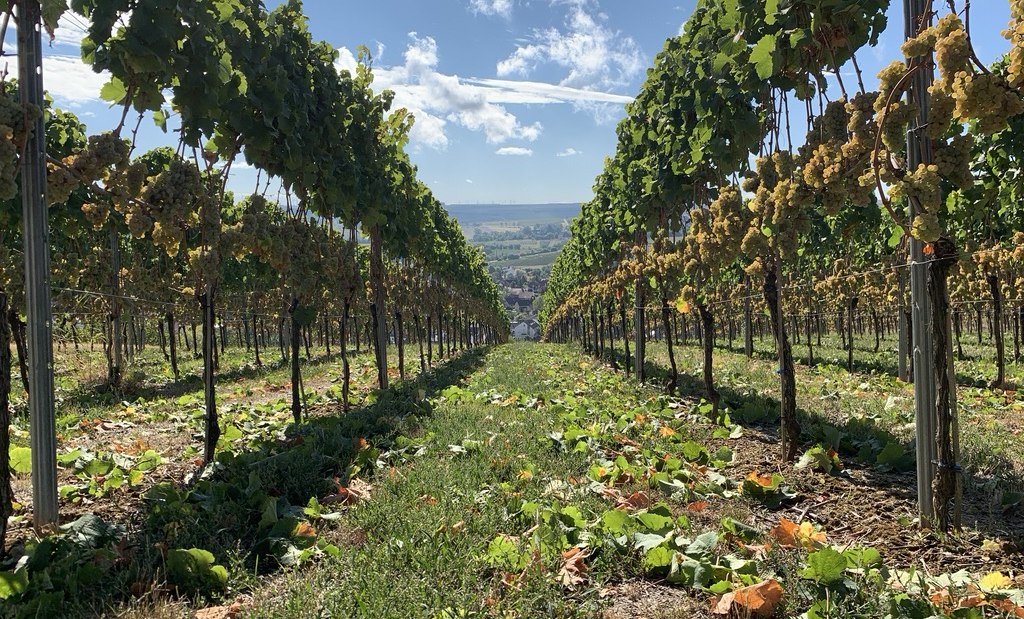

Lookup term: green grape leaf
[10,446,31,475]
[100,77,127,103]
[750,35,777,80]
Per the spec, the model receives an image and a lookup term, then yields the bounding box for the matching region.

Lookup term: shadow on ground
[590,343,1024,552]
[1,349,489,618]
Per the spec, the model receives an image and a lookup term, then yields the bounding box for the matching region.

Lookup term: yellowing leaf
[980,571,1012,591]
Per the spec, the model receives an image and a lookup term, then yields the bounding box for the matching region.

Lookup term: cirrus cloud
[336,33,634,150]
[496,146,533,156]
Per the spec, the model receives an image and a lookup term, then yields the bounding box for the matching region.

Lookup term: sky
[13,1,1019,206]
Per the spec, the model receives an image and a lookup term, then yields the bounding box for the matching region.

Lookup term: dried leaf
[557,547,589,587]
[711,579,784,617]
[746,470,775,487]
[768,518,825,549]
[616,491,651,511]
[295,522,317,538]
[195,603,242,619]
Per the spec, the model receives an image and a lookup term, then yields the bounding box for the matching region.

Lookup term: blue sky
[25,1,1017,205]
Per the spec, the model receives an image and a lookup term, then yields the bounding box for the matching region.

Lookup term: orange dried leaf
[711,579,784,618]
[956,595,985,609]
[769,518,799,547]
[558,547,589,587]
[687,501,709,512]
[990,598,1024,618]
[746,470,775,487]
[659,426,677,438]
[195,603,243,619]
[616,491,651,511]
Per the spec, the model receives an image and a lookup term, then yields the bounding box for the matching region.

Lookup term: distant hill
[445,203,580,229]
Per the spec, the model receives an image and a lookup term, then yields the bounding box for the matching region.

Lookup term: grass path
[4,343,1023,618]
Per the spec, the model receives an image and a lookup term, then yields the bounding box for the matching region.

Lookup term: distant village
[490,266,547,340]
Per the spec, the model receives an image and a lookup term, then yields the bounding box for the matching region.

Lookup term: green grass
[491,249,563,269]
[617,330,1024,489]
[4,342,1024,618]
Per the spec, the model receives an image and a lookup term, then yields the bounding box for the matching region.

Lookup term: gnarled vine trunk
[661,294,678,394]
[634,280,646,382]
[369,225,388,389]
[697,303,721,415]
[619,298,631,376]
[341,300,351,411]
[199,290,220,464]
[764,263,799,462]
[987,273,1005,389]
[929,239,960,532]
[289,298,302,424]
[166,312,180,379]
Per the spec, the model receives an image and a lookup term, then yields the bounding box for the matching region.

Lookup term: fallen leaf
[616,491,651,511]
[990,598,1024,618]
[558,547,589,587]
[687,500,709,512]
[195,603,242,619]
[980,571,1012,591]
[746,470,775,487]
[711,579,784,617]
[956,595,985,609]
[768,518,825,550]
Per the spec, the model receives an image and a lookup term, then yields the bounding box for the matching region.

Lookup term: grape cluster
[47,132,130,207]
[948,72,1024,134]
[933,133,973,188]
[81,202,111,229]
[1005,0,1024,89]
[0,91,41,200]
[928,14,1024,134]
[800,96,878,215]
[141,159,203,256]
[0,127,19,200]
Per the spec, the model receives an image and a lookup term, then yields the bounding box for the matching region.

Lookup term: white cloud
[335,33,635,150]
[51,14,91,49]
[2,53,108,106]
[2,14,107,107]
[469,0,514,18]
[44,56,109,104]
[337,34,543,148]
[465,179,474,184]
[336,46,358,74]
[556,147,580,157]
[461,76,632,105]
[497,0,644,91]
[496,146,532,156]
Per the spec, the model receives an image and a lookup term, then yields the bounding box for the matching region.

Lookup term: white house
[511,319,540,340]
